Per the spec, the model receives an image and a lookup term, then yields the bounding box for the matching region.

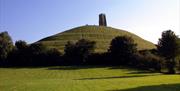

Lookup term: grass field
[0,66,180,91]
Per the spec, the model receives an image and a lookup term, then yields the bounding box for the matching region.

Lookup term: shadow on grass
[47,65,156,72]
[0,65,111,70]
[0,66,51,69]
[108,66,131,69]
[127,71,156,74]
[107,83,180,91]
[75,74,158,80]
[47,65,110,70]
[108,66,157,72]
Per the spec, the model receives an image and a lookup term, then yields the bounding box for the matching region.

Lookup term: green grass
[37,25,156,53]
[0,66,179,91]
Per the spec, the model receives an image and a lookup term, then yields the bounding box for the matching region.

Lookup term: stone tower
[99,13,107,26]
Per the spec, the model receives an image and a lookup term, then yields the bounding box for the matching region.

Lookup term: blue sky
[0,0,179,44]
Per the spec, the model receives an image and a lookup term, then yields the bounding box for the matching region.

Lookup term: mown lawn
[0,66,180,91]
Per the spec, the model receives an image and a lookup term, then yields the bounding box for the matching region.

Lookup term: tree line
[0,30,180,74]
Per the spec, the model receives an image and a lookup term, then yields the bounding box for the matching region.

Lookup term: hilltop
[37,25,156,52]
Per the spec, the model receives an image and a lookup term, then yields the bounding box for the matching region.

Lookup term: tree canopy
[64,39,96,64]
[108,36,137,64]
[109,36,137,55]
[0,31,14,64]
[157,30,179,74]
[157,30,179,60]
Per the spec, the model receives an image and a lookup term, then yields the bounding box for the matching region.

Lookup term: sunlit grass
[0,66,179,91]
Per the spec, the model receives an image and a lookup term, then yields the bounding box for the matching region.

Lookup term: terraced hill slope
[37,25,156,52]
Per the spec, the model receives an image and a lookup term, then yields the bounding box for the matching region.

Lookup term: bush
[44,48,62,65]
[64,39,96,65]
[132,52,163,71]
[86,53,111,65]
[7,42,62,67]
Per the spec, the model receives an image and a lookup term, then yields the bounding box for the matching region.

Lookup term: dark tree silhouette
[10,40,29,66]
[0,31,14,65]
[26,43,49,65]
[108,36,137,65]
[64,39,96,64]
[176,38,180,71]
[15,40,28,50]
[157,30,179,74]
[45,48,62,65]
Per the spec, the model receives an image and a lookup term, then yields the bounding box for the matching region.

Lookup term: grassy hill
[0,66,179,91]
[37,25,156,52]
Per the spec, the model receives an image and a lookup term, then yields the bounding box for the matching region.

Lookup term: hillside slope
[37,25,155,52]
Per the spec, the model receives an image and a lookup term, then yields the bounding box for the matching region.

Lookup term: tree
[64,39,96,64]
[8,41,62,66]
[9,40,29,66]
[27,43,62,66]
[157,30,179,74]
[45,48,62,65]
[26,43,48,65]
[108,36,137,65]
[64,41,76,62]
[15,40,28,50]
[0,31,14,65]
[176,38,180,70]
[28,43,48,55]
